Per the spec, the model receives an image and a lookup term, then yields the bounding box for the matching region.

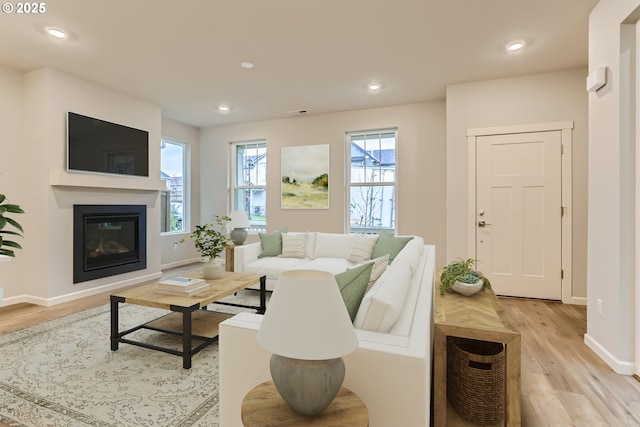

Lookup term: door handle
[478,221,492,227]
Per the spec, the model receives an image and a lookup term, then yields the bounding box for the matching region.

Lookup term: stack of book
[155,277,211,296]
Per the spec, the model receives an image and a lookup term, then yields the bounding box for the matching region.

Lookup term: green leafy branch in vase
[178,215,231,259]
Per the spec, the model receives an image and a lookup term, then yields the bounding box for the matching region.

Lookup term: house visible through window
[348,130,397,234]
[160,139,186,233]
[231,140,267,232]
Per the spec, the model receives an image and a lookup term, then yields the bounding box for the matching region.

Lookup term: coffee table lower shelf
[115,309,233,366]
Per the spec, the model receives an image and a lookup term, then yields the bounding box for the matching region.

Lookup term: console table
[241,381,369,427]
[433,288,521,426]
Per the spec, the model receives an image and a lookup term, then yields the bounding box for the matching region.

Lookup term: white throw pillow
[367,254,390,291]
[312,233,355,259]
[347,235,378,263]
[280,232,307,258]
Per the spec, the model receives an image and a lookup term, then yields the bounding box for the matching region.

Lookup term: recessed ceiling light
[506,41,525,52]
[218,105,230,112]
[367,83,381,92]
[45,27,68,39]
[240,61,254,69]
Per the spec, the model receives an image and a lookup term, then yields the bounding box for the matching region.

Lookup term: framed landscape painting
[281,144,329,209]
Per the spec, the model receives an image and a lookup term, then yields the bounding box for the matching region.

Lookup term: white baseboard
[161,257,203,270]
[584,333,636,375]
[1,272,163,307]
[563,295,587,306]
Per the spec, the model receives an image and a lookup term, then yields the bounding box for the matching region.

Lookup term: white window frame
[160,138,188,234]
[230,140,267,232]
[346,129,398,234]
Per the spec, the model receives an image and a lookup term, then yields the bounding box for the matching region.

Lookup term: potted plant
[0,194,24,306]
[178,215,231,279]
[0,194,24,259]
[440,258,491,296]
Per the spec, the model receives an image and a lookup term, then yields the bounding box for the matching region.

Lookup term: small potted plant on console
[439,258,491,296]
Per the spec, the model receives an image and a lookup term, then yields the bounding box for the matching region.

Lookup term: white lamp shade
[257,270,358,360]
[229,210,250,228]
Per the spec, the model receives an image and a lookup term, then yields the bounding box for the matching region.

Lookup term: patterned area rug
[0,290,264,427]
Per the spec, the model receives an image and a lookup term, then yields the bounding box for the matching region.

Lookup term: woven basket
[447,337,505,425]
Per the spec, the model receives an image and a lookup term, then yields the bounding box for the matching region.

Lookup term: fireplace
[73,205,147,283]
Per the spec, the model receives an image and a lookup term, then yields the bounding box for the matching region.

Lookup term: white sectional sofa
[219,231,435,427]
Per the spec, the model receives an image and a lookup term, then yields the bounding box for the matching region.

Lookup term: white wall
[160,117,202,268]
[0,65,28,299]
[446,68,589,299]
[199,102,447,267]
[585,0,638,375]
[2,67,167,305]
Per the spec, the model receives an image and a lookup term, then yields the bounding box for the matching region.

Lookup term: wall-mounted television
[67,112,149,177]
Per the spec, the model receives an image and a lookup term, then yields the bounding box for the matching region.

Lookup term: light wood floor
[1,273,639,426]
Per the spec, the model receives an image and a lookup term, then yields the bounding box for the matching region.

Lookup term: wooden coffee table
[110,271,266,369]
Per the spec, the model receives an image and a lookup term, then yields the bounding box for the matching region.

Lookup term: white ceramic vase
[451,279,483,296]
[203,258,224,280]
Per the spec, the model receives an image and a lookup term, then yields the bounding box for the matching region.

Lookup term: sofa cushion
[280,232,307,258]
[335,262,374,321]
[396,236,424,275]
[244,256,309,281]
[347,235,378,263]
[353,259,412,333]
[258,227,288,258]
[371,229,414,263]
[293,257,355,275]
[312,233,356,259]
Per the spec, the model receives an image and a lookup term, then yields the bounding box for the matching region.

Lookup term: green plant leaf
[2,240,22,249]
[0,249,16,257]
[5,217,23,232]
[3,204,24,214]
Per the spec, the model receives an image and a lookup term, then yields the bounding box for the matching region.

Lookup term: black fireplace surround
[73,205,147,284]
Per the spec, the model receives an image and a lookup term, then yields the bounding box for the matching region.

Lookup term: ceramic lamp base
[230,228,247,245]
[270,354,345,417]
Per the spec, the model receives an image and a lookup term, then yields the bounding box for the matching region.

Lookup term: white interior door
[476,131,562,299]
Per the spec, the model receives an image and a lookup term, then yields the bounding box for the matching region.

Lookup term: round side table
[241,380,369,427]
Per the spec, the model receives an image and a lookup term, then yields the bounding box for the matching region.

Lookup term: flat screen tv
[67,112,149,177]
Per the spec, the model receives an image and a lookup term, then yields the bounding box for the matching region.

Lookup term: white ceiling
[0,0,599,128]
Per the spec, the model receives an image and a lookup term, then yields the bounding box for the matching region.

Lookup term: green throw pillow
[335,262,374,322]
[371,229,414,263]
[258,227,288,258]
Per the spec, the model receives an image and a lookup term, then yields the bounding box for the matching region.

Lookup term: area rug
[0,290,264,427]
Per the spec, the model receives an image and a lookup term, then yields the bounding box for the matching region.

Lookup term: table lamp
[257,269,358,417]
[229,210,250,245]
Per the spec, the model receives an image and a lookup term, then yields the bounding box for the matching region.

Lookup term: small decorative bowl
[451,279,483,296]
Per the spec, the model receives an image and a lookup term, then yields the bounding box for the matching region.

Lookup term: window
[347,130,397,234]
[231,140,267,231]
[160,139,186,233]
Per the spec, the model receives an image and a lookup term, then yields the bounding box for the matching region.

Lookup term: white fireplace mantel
[49,170,166,192]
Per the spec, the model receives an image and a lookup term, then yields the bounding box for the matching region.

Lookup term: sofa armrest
[219,312,431,427]
[233,242,262,273]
